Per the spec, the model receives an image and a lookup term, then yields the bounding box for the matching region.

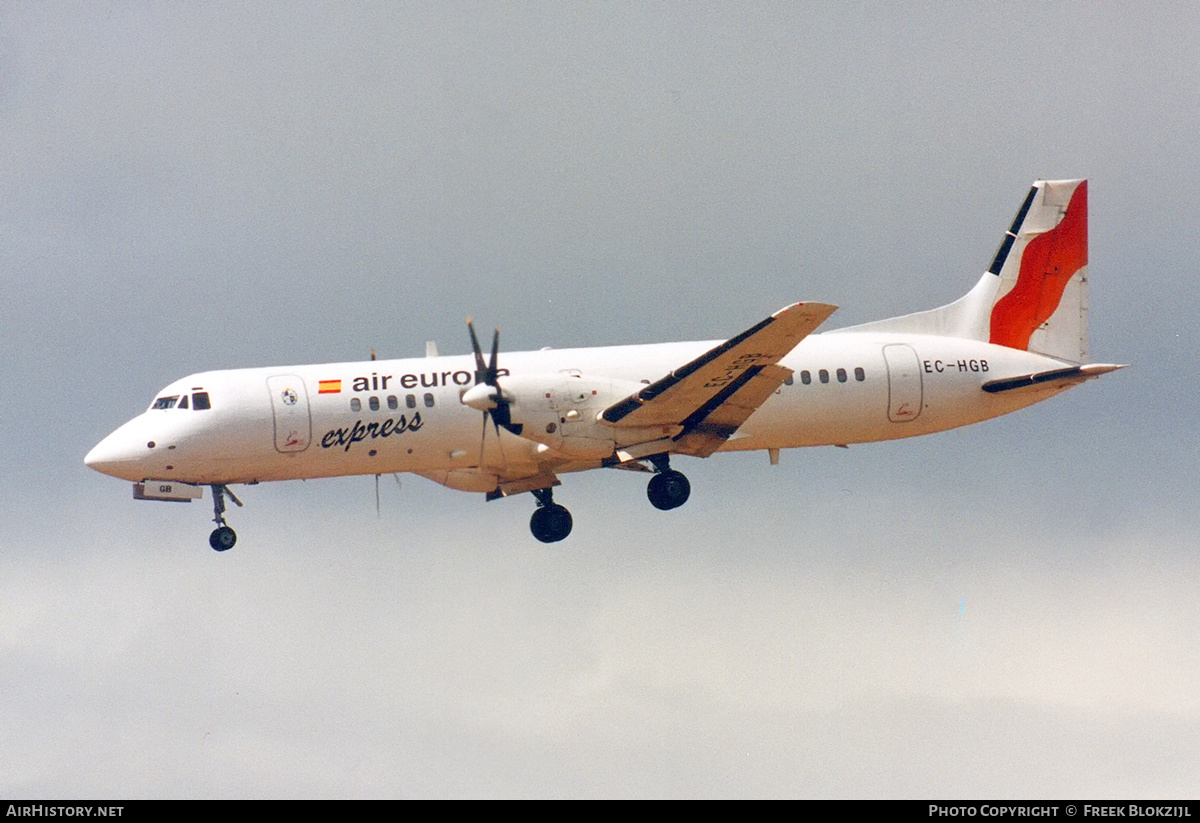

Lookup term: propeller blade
[488,328,500,385]
[479,409,489,459]
[493,416,508,470]
[476,407,509,473]
[467,319,487,382]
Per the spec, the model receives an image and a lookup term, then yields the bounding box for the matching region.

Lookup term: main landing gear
[529,487,573,544]
[524,457,691,543]
[208,484,243,551]
[646,455,691,511]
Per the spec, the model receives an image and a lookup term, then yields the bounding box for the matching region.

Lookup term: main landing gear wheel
[529,487,572,543]
[647,469,691,511]
[209,526,237,552]
[530,504,573,543]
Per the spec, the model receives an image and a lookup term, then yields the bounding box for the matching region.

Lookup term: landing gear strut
[208,484,243,551]
[529,487,573,543]
[646,455,691,511]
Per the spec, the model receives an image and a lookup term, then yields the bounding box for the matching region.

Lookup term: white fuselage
[85,329,1070,489]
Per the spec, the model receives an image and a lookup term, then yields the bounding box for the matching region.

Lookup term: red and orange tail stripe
[989,181,1088,352]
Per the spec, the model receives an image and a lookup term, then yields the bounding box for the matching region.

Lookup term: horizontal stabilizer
[981,363,1125,394]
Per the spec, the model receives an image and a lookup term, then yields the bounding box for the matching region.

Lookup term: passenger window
[800,370,811,385]
[152,396,179,410]
[423,393,435,408]
[193,392,211,410]
[819,369,829,384]
[837,368,847,383]
[369,396,380,411]
[855,367,865,382]
[350,398,361,412]
[387,395,398,410]
[783,374,794,386]
[406,394,416,408]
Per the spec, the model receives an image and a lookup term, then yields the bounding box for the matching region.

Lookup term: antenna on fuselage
[372,472,402,518]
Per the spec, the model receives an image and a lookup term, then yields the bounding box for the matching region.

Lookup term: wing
[601,302,838,457]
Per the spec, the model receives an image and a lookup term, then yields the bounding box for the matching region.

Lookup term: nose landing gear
[208,484,243,551]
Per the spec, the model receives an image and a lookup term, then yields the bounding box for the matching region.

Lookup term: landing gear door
[267,375,312,452]
[883,344,923,423]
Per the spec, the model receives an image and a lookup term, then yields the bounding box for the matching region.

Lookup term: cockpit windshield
[150,391,212,411]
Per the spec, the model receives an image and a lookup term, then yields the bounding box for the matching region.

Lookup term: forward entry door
[267,375,312,452]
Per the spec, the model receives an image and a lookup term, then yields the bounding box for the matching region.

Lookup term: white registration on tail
[86,179,1123,550]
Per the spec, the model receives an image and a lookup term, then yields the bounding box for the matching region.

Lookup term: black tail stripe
[988,185,1038,275]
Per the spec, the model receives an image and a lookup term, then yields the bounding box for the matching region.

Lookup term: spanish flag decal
[318,379,342,394]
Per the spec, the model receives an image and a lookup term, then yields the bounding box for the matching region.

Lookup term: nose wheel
[209,525,237,551]
[208,484,243,551]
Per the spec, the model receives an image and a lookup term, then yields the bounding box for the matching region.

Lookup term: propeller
[462,319,519,469]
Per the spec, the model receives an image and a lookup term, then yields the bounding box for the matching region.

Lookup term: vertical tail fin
[988,179,1089,362]
[837,179,1090,364]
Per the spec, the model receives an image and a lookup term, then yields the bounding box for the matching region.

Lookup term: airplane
[85,178,1123,550]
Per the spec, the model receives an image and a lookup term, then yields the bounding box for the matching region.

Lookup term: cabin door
[883,344,923,423]
[267,375,313,452]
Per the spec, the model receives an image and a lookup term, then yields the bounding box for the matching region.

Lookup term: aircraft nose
[84,439,112,471]
[85,421,154,480]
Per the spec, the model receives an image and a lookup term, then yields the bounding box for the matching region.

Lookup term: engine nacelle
[494,372,675,460]
[418,468,499,493]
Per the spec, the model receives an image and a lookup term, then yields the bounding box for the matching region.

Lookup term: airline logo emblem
[318,379,342,394]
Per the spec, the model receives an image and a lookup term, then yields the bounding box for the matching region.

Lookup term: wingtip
[777,301,839,317]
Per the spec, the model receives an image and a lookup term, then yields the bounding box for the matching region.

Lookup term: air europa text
[349,369,510,392]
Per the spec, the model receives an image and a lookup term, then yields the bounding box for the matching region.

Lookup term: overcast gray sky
[2,1,1198,798]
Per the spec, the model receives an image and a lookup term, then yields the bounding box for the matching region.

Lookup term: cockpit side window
[151,396,179,410]
[192,392,211,410]
[178,394,189,409]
